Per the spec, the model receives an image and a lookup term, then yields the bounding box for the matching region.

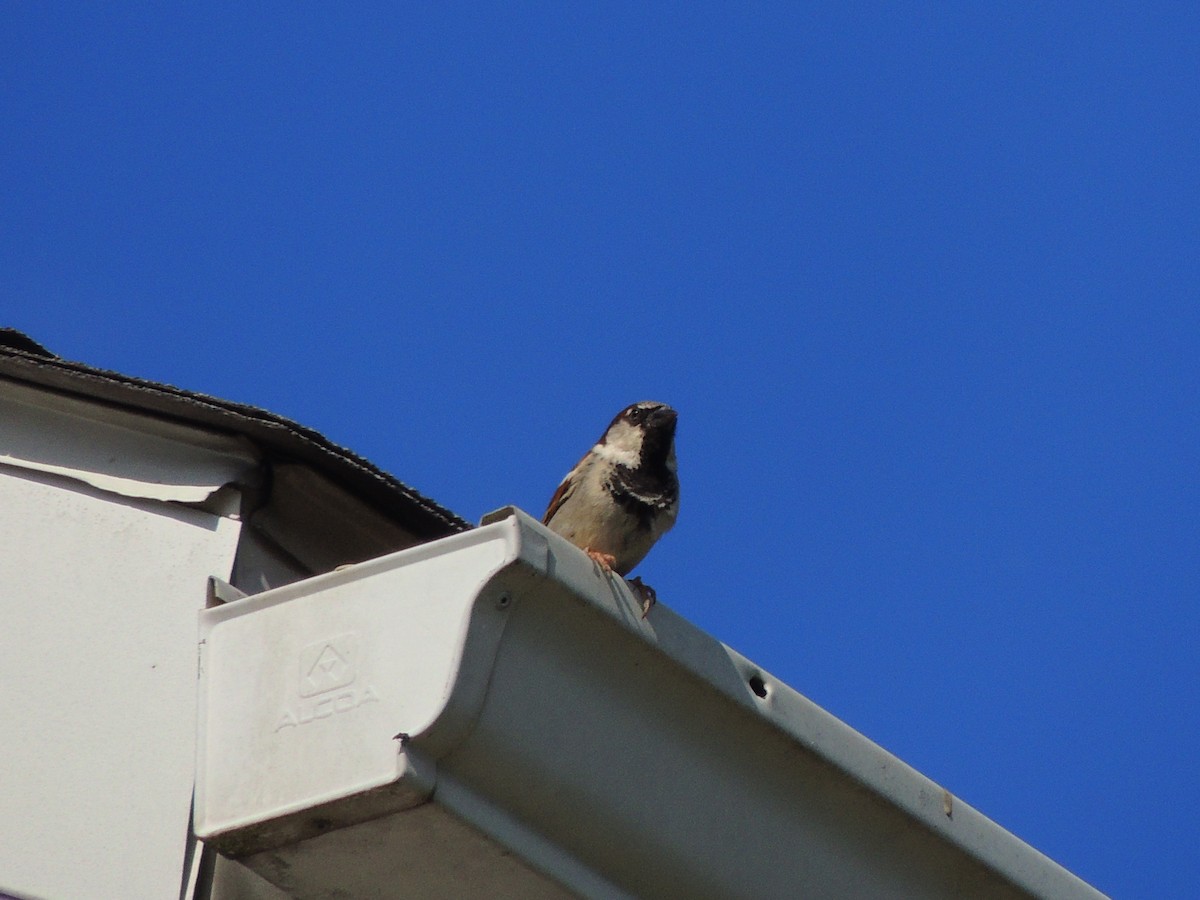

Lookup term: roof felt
[0,328,470,538]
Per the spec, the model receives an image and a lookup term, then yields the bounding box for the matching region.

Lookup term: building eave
[0,328,469,541]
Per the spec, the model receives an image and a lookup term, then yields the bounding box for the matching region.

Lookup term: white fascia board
[196,507,1106,899]
[0,378,258,505]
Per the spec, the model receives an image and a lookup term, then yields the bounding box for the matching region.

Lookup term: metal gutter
[195,507,1106,899]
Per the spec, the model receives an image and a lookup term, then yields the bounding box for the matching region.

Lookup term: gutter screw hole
[749,675,768,698]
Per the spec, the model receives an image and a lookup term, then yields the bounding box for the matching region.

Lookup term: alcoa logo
[274,633,381,732]
[299,636,357,696]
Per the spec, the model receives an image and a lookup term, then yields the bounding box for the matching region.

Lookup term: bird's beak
[652,406,678,431]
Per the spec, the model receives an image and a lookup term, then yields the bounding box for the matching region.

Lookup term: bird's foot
[627,576,656,618]
[585,548,618,571]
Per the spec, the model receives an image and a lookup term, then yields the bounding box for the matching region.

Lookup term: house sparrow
[543,401,679,615]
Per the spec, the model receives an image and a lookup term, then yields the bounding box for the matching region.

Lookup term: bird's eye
[628,407,644,422]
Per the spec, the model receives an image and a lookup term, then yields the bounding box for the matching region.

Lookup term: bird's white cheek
[591,440,639,468]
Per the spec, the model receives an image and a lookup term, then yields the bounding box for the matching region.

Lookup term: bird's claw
[585,548,618,570]
[582,549,655,618]
[627,576,656,618]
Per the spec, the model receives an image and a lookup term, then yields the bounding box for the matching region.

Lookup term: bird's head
[598,401,677,467]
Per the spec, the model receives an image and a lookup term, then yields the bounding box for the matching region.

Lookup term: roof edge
[0,329,470,538]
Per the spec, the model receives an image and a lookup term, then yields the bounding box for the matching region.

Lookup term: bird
[543,401,679,616]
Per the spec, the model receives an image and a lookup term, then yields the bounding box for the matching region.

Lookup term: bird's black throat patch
[604,463,677,529]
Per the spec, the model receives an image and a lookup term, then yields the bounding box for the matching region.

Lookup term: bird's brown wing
[543,452,588,524]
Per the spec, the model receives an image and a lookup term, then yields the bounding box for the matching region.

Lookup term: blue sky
[4,6,1197,897]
